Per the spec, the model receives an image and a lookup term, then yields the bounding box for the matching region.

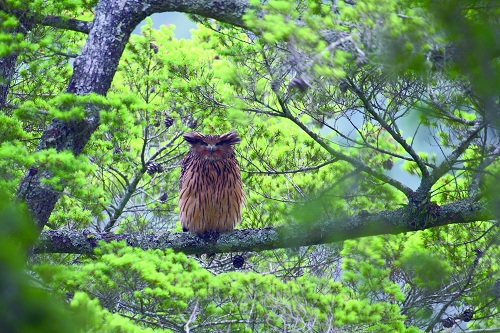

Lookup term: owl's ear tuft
[220,130,241,145]
[184,132,204,145]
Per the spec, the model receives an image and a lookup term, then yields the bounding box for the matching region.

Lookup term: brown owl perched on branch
[179,130,245,235]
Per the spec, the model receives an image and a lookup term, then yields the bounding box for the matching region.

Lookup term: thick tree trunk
[0,25,23,107]
[16,0,147,230]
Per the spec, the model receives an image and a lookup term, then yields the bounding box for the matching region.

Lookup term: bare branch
[184,301,198,333]
[243,158,338,175]
[425,240,497,332]
[313,112,436,167]
[275,95,414,197]
[348,79,431,179]
[431,122,486,183]
[145,131,184,164]
[103,133,183,232]
[38,14,92,34]
[427,88,478,126]
[241,107,283,117]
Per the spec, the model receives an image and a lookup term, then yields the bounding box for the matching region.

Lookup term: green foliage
[0,142,32,195]
[70,292,156,333]
[395,235,451,291]
[0,13,33,58]
[36,241,419,332]
[0,114,25,141]
[2,0,500,331]
[0,194,80,333]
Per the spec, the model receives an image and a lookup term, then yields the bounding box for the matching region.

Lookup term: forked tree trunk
[16,1,147,230]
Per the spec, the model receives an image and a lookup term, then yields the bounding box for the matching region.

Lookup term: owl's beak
[207,144,215,154]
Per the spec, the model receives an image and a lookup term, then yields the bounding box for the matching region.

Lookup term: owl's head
[184,130,241,160]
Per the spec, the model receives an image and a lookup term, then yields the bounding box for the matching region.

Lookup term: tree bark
[0,24,23,107]
[0,51,17,107]
[16,0,148,230]
[33,198,491,254]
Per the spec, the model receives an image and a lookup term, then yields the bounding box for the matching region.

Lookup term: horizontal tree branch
[145,0,249,28]
[33,198,493,255]
[0,6,92,34]
[37,14,92,34]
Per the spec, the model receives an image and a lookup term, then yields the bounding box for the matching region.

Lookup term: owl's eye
[200,142,208,146]
[215,142,224,146]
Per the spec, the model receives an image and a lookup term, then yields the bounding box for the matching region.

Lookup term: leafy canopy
[1,0,499,332]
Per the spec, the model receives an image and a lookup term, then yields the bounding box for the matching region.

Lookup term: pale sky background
[134,12,197,39]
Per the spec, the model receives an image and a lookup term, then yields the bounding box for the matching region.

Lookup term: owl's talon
[200,230,220,242]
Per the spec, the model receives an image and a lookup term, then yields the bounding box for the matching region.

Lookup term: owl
[179,130,245,235]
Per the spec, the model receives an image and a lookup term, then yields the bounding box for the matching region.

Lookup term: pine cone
[339,80,349,94]
[460,309,473,322]
[442,317,455,328]
[164,116,174,128]
[159,193,168,203]
[233,255,245,268]
[150,42,159,54]
[382,159,394,170]
[146,162,164,175]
